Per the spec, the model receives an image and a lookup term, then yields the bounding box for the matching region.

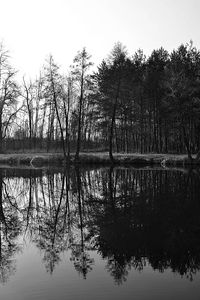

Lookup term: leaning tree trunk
[52,87,67,160]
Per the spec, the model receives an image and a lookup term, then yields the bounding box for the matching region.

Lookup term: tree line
[1,41,200,160]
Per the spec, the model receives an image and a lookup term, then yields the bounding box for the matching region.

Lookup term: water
[0,166,200,299]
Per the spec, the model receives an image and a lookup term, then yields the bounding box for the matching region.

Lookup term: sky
[0,0,199,78]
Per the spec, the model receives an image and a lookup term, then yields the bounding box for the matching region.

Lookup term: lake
[0,166,200,299]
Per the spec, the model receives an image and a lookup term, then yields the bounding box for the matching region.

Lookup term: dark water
[0,166,200,299]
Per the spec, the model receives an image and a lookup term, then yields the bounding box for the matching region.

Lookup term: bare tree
[0,42,19,152]
[44,55,67,158]
[21,77,34,148]
[71,48,93,161]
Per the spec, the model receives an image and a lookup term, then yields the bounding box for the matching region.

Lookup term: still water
[0,166,200,299]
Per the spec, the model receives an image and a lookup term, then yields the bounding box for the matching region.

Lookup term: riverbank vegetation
[1,41,200,162]
[0,152,197,168]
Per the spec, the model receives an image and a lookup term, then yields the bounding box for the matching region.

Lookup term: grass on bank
[0,151,197,167]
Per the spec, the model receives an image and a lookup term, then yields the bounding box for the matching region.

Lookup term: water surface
[0,166,200,299]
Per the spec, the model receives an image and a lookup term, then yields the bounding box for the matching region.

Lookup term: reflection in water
[0,170,22,284]
[0,167,200,285]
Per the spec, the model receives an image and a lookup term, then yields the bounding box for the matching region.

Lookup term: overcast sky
[0,0,199,77]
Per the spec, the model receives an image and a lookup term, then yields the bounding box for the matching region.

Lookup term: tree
[44,55,67,158]
[95,43,129,161]
[0,42,19,152]
[21,77,34,149]
[71,48,93,161]
[60,75,73,158]
[145,47,169,153]
[163,42,200,160]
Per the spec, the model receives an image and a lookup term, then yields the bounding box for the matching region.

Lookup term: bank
[0,152,199,168]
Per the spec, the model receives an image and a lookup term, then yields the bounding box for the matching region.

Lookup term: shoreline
[0,152,199,168]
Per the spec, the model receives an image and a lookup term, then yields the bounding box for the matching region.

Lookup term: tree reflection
[69,167,94,279]
[0,170,22,284]
[1,166,200,284]
[30,173,69,274]
[86,167,200,283]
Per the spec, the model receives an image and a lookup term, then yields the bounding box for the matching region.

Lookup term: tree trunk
[109,105,116,162]
[182,124,192,161]
[0,113,2,153]
[52,85,67,160]
[109,79,121,162]
[75,72,84,161]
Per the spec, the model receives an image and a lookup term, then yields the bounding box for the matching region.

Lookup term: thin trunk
[50,71,67,158]
[109,79,121,162]
[64,83,71,158]
[0,112,2,153]
[182,124,192,161]
[75,72,84,161]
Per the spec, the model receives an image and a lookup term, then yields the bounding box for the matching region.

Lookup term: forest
[1,41,200,161]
